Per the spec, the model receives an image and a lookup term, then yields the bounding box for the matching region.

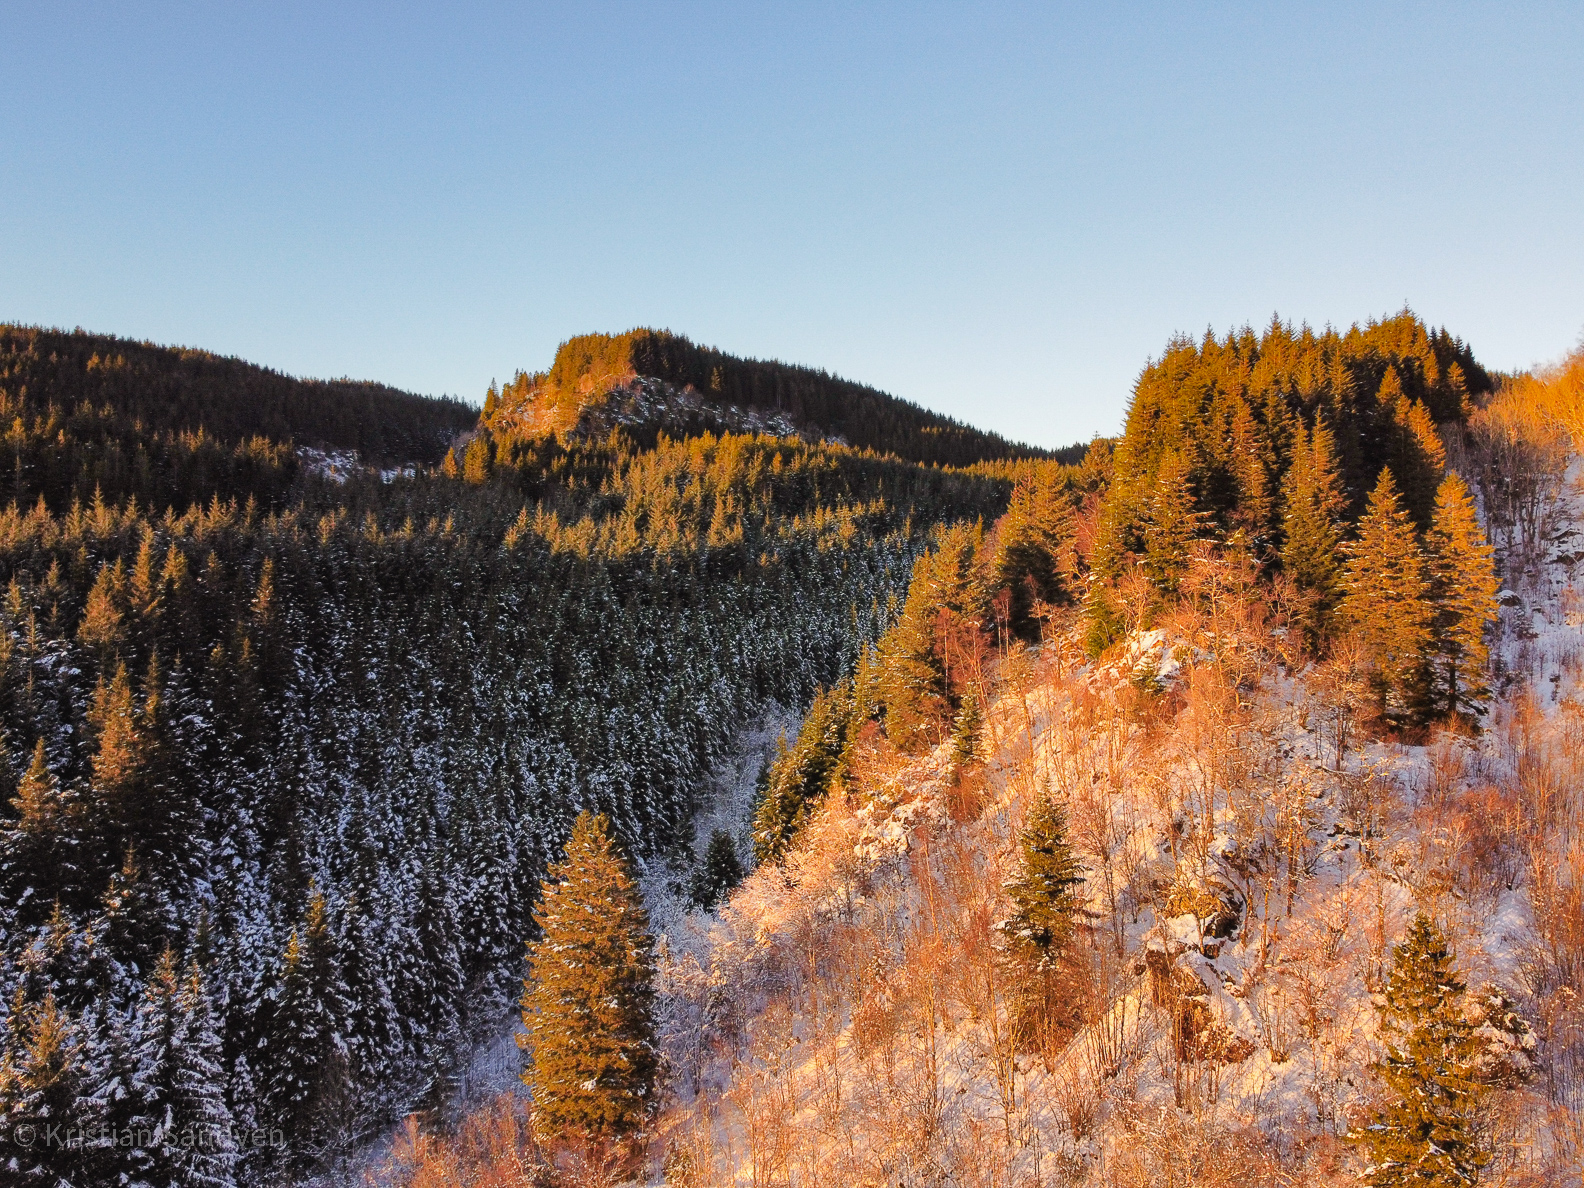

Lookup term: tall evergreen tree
[989,468,1074,636]
[949,686,985,771]
[255,892,351,1170]
[1352,913,1487,1187]
[1425,474,1500,722]
[1141,448,1200,596]
[520,811,657,1142]
[1343,469,1433,722]
[132,953,237,1188]
[1,742,75,923]
[1280,420,1348,649]
[0,992,91,1185]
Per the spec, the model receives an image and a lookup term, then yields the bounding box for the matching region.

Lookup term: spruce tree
[950,686,985,771]
[990,469,1073,636]
[256,891,351,1169]
[132,952,237,1188]
[692,830,744,909]
[752,682,854,863]
[0,992,91,1185]
[1280,420,1347,649]
[1426,474,1499,721]
[1141,448,1200,596]
[1343,469,1433,722]
[1,742,74,923]
[877,552,953,753]
[520,811,657,1141]
[462,435,492,484]
[1352,913,1487,1187]
[1004,790,1085,967]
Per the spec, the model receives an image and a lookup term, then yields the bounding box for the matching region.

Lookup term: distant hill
[0,324,476,466]
[484,329,1075,467]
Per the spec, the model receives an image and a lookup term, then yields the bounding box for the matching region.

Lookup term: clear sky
[2,2,1581,449]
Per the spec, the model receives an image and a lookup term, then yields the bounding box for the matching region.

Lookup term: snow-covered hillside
[648,474,1582,1186]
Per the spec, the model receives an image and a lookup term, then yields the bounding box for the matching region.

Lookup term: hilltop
[0,324,478,508]
[480,329,1076,468]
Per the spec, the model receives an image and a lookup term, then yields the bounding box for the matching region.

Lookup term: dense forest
[479,328,1074,468]
[0,326,1038,1185]
[6,312,1566,1188]
[388,311,1584,1188]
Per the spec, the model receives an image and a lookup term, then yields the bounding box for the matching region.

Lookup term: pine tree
[520,811,657,1141]
[130,951,236,1187]
[990,469,1073,636]
[1004,790,1085,967]
[1351,913,1487,1186]
[77,560,125,654]
[1391,397,1448,532]
[173,962,237,1187]
[1343,469,1433,722]
[1425,474,1499,721]
[1280,420,1347,648]
[1228,397,1276,545]
[462,436,492,485]
[877,546,958,754]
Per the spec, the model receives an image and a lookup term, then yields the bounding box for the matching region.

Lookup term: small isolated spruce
[1352,912,1488,1187]
[950,687,985,771]
[692,829,744,909]
[1004,789,1085,967]
[520,811,657,1140]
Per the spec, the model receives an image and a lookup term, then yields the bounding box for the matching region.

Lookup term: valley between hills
[0,317,1580,1187]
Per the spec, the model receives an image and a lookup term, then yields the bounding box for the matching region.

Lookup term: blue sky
[2,2,1580,448]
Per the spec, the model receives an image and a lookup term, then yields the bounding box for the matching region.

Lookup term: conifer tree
[1004,790,1085,968]
[990,469,1073,636]
[1280,420,1348,648]
[462,435,492,485]
[877,557,950,752]
[1391,397,1448,531]
[520,811,657,1142]
[692,830,744,909]
[1425,474,1499,721]
[1352,913,1487,1186]
[877,526,987,753]
[950,686,985,771]
[752,682,854,863]
[77,559,126,654]
[1141,448,1200,596]
[256,891,351,1168]
[1,742,74,922]
[1343,469,1433,722]
[0,992,90,1185]
[131,952,237,1187]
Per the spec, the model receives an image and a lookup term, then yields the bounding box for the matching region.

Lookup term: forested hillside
[478,329,1069,467]
[389,313,1584,1188]
[0,326,1041,1185]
